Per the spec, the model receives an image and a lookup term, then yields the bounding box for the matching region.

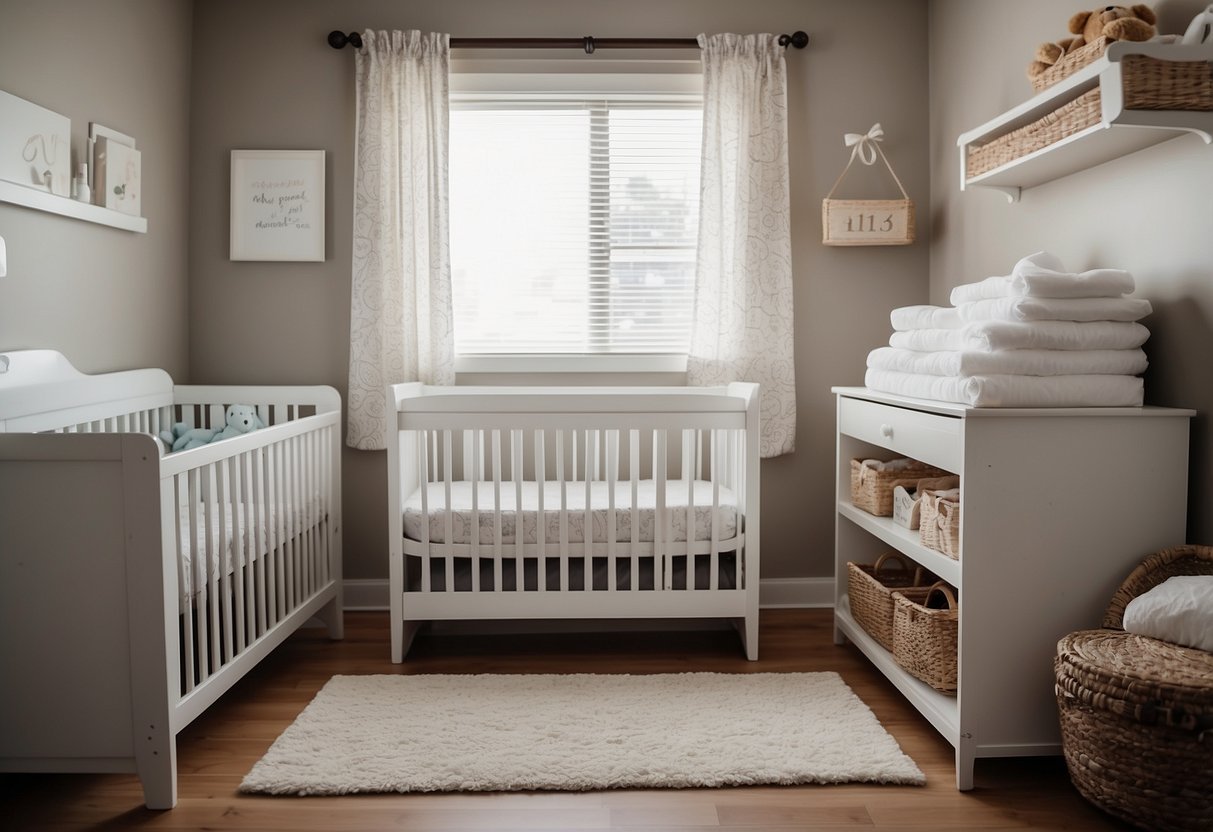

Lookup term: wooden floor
[1,609,1134,831]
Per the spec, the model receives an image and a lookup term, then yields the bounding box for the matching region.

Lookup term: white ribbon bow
[844,123,884,166]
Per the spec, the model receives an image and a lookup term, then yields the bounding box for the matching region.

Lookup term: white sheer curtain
[688,34,796,458]
[347,30,455,450]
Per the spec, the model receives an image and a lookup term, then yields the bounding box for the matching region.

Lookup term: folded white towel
[867,346,1148,377]
[890,305,964,332]
[949,252,1136,304]
[888,320,1150,352]
[957,295,1152,324]
[868,371,1140,409]
[864,369,1144,407]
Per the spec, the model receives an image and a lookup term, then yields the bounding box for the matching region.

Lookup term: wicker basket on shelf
[1055,545,1213,832]
[967,88,1103,179]
[847,553,935,652]
[1032,36,1213,103]
[849,458,949,517]
[1031,36,1113,91]
[919,488,960,558]
[891,582,959,694]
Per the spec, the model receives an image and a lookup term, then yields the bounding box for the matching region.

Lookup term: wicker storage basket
[847,553,935,652]
[1055,545,1213,832]
[967,88,1103,179]
[1033,36,1213,105]
[919,487,961,558]
[849,459,949,517]
[1031,36,1111,91]
[892,582,959,693]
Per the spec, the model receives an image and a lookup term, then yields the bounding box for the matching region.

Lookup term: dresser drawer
[839,396,962,473]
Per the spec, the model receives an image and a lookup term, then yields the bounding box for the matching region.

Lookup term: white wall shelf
[832,387,1193,790]
[957,40,1213,202]
[0,179,147,233]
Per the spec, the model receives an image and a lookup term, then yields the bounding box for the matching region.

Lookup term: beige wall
[188,0,932,582]
[0,0,193,377]
[929,0,1213,544]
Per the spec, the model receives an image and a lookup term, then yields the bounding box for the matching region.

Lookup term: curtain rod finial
[780,31,809,49]
[328,30,363,50]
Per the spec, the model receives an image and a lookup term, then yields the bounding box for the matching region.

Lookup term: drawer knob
[880,423,894,438]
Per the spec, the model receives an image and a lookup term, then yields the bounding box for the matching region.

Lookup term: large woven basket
[1055,545,1213,831]
[847,552,935,652]
[849,458,949,516]
[1032,36,1213,103]
[892,582,959,694]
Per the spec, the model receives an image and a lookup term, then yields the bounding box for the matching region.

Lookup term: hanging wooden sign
[822,123,915,247]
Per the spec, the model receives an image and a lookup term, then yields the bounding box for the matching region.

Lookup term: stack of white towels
[865,252,1150,407]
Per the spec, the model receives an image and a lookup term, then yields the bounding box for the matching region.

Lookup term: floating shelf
[957,40,1213,202]
[0,179,147,233]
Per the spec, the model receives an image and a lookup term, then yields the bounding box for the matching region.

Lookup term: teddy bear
[159,403,265,453]
[1028,5,1157,80]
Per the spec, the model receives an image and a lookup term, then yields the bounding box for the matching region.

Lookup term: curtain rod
[327,30,809,54]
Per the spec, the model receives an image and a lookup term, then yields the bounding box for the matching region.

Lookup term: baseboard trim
[341,576,833,612]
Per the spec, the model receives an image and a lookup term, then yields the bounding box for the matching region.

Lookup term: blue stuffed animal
[159,404,265,453]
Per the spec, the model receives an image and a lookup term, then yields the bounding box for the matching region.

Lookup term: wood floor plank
[0,610,1137,831]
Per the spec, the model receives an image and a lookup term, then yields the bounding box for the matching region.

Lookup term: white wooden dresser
[832,386,1193,789]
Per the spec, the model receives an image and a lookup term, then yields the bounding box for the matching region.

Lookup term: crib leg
[741,613,759,661]
[135,734,177,810]
[318,595,344,640]
[394,620,423,663]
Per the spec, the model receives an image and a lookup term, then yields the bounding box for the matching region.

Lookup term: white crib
[0,350,343,809]
[386,382,760,661]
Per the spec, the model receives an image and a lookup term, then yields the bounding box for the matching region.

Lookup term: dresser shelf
[0,179,147,233]
[832,387,1193,790]
[957,40,1213,202]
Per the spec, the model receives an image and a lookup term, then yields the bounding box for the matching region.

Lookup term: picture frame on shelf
[229,149,325,262]
[0,90,71,197]
[96,138,141,217]
[88,122,135,201]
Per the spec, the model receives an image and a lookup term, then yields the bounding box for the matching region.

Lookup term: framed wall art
[230,149,325,261]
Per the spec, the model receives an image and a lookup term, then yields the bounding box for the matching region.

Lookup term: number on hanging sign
[822,198,915,246]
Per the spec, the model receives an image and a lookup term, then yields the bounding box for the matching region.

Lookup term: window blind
[449,96,702,355]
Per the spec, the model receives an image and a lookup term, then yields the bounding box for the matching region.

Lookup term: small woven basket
[1032,37,1213,104]
[847,553,935,652]
[919,488,960,558]
[849,459,949,516]
[1055,545,1213,831]
[892,581,959,693]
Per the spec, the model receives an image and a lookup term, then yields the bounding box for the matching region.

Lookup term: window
[449,81,702,360]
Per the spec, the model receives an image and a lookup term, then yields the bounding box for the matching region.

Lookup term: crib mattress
[177,500,324,596]
[403,480,739,545]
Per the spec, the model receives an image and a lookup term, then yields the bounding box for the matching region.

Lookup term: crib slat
[583,430,593,591]
[556,429,568,591]
[307,429,317,598]
[629,429,640,592]
[420,430,433,594]
[710,429,720,592]
[655,429,667,591]
[252,447,267,636]
[535,429,546,593]
[231,454,248,652]
[217,459,235,664]
[206,464,223,674]
[269,442,283,626]
[512,429,524,591]
[607,430,618,592]
[442,429,453,592]
[188,468,210,681]
[492,430,503,592]
[731,429,741,590]
[176,474,196,693]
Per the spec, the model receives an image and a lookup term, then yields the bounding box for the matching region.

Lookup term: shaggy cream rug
[241,672,924,795]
